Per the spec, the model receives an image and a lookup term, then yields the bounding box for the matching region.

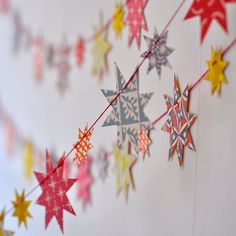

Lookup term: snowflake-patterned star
[162,76,196,166]
[34,151,77,233]
[141,29,174,78]
[101,64,153,154]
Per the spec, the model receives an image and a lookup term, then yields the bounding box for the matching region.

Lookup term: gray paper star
[141,29,174,77]
[96,149,109,182]
[101,64,153,153]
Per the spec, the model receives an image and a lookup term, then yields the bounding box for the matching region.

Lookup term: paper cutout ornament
[112,3,125,38]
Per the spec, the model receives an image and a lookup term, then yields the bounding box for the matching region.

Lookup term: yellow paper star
[23,141,34,180]
[114,143,136,200]
[205,48,228,95]
[91,14,112,83]
[0,208,14,236]
[112,3,124,38]
[12,190,32,228]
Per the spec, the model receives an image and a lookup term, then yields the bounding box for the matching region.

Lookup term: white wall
[0,0,235,235]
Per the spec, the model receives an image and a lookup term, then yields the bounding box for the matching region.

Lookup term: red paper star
[73,125,94,165]
[34,151,77,233]
[125,0,148,48]
[184,0,236,43]
[77,158,93,209]
[75,38,85,66]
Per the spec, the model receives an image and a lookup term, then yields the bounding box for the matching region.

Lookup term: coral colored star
[75,38,85,66]
[73,125,94,165]
[162,76,196,166]
[112,3,125,38]
[12,190,32,228]
[205,47,228,95]
[77,158,93,209]
[34,151,77,233]
[138,128,151,156]
[184,0,236,43]
[125,0,148,48]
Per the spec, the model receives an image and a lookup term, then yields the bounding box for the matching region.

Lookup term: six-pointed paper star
[141,29,174,78]
[125,0,148,48]
[101,64,153,154]
[91,14,112,83]
[11,190,32,228]
[114,142,136,200]
[205,47,228,95]
[184,0,236,43]
[34,151,77,233]
[162,76,196,166]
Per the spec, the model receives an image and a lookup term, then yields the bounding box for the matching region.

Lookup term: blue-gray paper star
[141,29,174,77]
[101,64,153,153]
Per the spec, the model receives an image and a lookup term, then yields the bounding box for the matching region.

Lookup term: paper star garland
[114,142,136,200]
[34,151,77,233]
[162,76,196,166]
[125,0,148,48]
[12,190,32,228]
[141,29,174,77]
[0,208,14,236]
[96,149,109,182]
[205,47,228,95]
[138,128,151,156]
[102,64,153,154]
[91,15,112,83]
[77,158,93,209]
[112,3,125,38]
[73,125,94,166]
[75,38,85,66]
[184,0,236,43]
[23,140,34,180]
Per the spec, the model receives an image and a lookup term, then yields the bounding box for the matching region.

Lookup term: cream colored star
[114,142,136,200]
[91,15,112,83]
[205,48,228,95]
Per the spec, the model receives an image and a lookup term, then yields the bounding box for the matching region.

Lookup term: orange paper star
[138,128,151,157]
[12,190,32,228]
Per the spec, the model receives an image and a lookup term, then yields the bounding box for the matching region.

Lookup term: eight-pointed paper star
[205,47,228,95]
[34,151,77,233]
[141,29,174,77]
[91,15,112,83]
[11,190,32,228]
[112,3,125,38]
[0,208,14,236]
[114,142,136,200]
[96,149,109,182]
[77,158,93,210]
[101,64,153,154]
[73,125,94,166]
[125,0,148,48]
[162,76,196,166]
[184,0,236,43]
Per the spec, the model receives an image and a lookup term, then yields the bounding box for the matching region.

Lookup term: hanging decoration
[23,140,34,180]
[75,37,85,66]
[112,3,125,38]
[205,47,228,95]
[138,128,151,157]
[95,148,110,182]
[34,151,77,233]
[11,190,32,228]
[0,208,14,236]
[162,76,196,166]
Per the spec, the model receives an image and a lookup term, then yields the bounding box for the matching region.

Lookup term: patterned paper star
[102,64,153,154]
[184,0,236,43]
[91,15,112,83]
[34,151,77,233]
[75,38,85,66]
[162,76,196,166]
[138,128,151,156]
[73,125,94,166]
[205,47,228,95]
[125,0,148,48]
[112,3,125,38]
[141,29,174,77]
[114,142,136,200]
[12,190,32,228]
[77,158,93,209]
[0,208,14,236]
[96,149,109,182]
